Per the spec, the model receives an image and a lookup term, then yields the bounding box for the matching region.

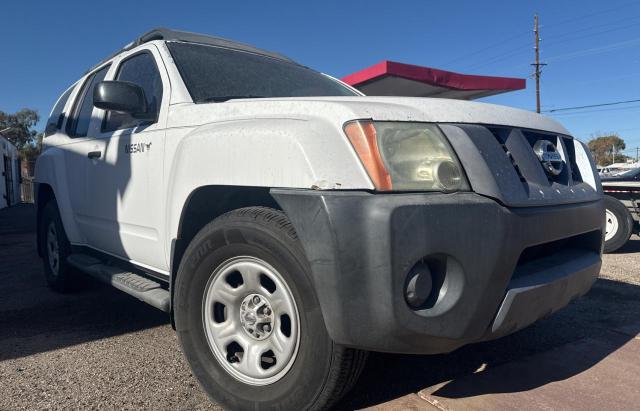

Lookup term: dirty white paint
[167,96,570,136]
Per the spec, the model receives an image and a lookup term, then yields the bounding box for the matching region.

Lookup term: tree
[587,134,629,166]
[0,109,42,172]
[0,109,40,151]
[21,131,43,162]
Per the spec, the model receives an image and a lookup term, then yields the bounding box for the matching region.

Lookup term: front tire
[604,195,633,253]
[174,207,366,410]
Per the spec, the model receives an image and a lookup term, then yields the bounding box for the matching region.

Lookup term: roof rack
[88,27,295,72]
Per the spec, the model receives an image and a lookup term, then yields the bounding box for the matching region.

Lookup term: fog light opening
[405,262,433,309]
[404,256,448,310]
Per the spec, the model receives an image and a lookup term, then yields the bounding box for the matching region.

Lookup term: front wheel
[174,207,367,410]
[604,195,633,253]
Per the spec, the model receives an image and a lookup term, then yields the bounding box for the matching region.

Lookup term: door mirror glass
[93,81,151,119]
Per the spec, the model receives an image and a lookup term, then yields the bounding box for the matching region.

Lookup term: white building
[0,134,20,209]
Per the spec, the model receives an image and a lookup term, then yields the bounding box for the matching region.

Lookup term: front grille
[487,126,582,188]
[489,127,527,183]
[560,135,584,184]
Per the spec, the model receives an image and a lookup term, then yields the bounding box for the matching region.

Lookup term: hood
[168,96,571,136]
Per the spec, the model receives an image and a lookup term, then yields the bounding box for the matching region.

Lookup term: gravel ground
[0,204,638,410]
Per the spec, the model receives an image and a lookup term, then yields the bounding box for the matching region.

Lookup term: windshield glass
[167,42,358,102]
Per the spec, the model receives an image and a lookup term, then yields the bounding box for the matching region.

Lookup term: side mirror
[93,81,150,118]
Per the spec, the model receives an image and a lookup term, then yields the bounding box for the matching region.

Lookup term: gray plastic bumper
[272,189,603,354]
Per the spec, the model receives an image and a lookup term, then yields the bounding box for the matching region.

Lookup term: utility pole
[612,144,616,164]
[532,15,546,113]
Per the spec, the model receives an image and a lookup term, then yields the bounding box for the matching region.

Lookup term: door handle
[87,151,102,159]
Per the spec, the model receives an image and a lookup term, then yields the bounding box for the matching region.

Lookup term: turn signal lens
[343,120,393,191]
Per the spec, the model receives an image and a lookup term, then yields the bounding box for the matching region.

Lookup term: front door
[80,46,169,272]
[61,63,111,240]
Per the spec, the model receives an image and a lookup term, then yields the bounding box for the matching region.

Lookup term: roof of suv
[89,27,296,72]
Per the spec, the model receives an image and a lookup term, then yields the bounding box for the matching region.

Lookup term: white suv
[36,28,604,410]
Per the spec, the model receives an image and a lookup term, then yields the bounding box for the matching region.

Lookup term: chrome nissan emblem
[533,140,564,176]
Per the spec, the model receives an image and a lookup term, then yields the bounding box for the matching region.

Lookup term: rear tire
[174,207,367,410]
[603,195,633,253]
[39,201,77,292]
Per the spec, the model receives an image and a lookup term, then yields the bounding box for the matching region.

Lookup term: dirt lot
[1,204,639,410]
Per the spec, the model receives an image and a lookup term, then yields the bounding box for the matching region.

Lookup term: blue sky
[2,0,640,152]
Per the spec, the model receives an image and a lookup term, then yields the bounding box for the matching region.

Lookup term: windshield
[167,42,358,103]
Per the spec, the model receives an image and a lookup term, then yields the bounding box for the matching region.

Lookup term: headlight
[344,120,469,192]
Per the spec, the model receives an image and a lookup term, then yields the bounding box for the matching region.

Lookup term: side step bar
[67,254,170,312]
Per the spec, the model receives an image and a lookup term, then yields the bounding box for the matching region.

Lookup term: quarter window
[66,65,110,137]
[103,52,163,132]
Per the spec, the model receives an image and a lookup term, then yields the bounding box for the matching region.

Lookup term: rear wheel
[174,207,367,410]
[604,195,633,253]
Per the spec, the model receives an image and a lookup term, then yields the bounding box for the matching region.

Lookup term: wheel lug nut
[263,324,271,332]
[253,296,260,304]
[264,307,271,316]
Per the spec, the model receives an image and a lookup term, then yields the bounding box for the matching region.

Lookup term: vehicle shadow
[336,277,640,409]
[0,204,168,362]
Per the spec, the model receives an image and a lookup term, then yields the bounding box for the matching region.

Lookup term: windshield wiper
[201,95,266,102]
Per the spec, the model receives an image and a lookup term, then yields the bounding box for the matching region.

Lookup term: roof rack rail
[87,27,295,73]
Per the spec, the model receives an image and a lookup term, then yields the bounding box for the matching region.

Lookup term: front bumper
[272,190,603,354]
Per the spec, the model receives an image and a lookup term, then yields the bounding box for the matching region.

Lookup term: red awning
[342,60,526,100]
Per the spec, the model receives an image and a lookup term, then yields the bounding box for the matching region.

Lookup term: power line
[441,4,639,73]
[550,104,640,118]
[540,1,640,30]
[441,31,529,67]
[545,37,640,62]
[546,14,640,42]
[462,45,528,71]
[543,98,640,113]
[433,2,640,80]
[544,19,640,49]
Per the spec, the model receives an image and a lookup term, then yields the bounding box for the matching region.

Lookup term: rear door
[79,45,169,272]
